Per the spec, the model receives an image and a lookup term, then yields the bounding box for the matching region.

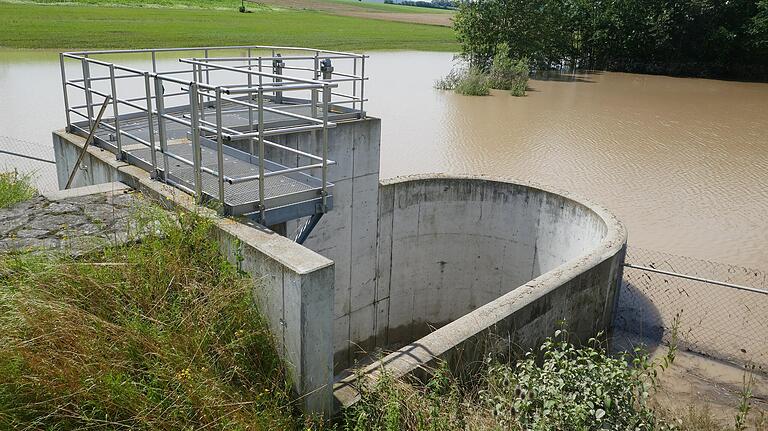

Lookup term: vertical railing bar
[143,72,158,177]
[359,55,366,118]
[151,51,157,73]
[321,84,329,211]
[153,77,170,180]
[81,57,94,130]
[215,87,226,210]
[312,51,319,118]
[189,83,203,200]
[257,88,265,223]
[60,53,72,131]
[352,56,358,113]
[109,64,123,160]
[247,49,255,155]
[204,48,210,86]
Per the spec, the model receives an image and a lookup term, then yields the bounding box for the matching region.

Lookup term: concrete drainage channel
[51,46,627,416]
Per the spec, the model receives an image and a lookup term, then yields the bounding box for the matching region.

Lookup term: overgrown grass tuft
[0,170,36,209]
[0,207,309,430]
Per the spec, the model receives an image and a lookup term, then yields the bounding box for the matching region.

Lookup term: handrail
[60,45,367,223]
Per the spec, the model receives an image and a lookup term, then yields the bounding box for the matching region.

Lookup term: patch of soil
[251,0,453,26]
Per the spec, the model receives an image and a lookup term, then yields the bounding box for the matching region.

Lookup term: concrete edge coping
[53,129,334,275]
[334,173,629,408]
[42,181,132,201]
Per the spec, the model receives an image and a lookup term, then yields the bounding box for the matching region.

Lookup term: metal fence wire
[614,246,768,374]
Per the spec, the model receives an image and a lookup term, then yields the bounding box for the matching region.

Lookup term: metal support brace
[296,213,324,244]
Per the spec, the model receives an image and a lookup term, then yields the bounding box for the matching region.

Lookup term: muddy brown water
[1,50,767,267]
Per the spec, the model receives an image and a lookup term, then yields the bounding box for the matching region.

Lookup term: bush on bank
[343,331,686,431]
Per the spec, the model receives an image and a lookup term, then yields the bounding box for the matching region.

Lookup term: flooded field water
[1,50,767,267]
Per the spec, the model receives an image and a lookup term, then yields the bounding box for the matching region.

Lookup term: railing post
[153,77,170,180]
[59,53,71,132]
[189,82,203,200]
[321,84,329,212]
[352,56,358,113]
[144,72,158,178]
[81,57,94,130]
[215,87,226,211]
[257,88,266,223]
[247,49,255,155]
[312,52,319,118]
[360,55,366,118]
[109,64,123,160]
[272,53,284,104]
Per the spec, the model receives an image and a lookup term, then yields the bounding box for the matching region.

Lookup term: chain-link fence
[0,135,58,192]
[614,246,768,373]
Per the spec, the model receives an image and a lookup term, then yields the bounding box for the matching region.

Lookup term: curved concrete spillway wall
[336,174,627,407]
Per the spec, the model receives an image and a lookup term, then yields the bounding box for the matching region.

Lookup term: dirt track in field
[251,0,454,26]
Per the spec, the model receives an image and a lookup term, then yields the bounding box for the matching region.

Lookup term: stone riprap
[0,183,142,255]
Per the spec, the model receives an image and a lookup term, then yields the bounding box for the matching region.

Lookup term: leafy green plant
[488,43,530,96]
[0,170,36,208]
[480,330,676,430]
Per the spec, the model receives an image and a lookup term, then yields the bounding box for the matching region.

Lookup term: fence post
[81,57,94,130]
[257,88,266,223]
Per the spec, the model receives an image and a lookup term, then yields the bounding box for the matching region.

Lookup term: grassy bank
[0,2,457,51]
[0,206,312,429]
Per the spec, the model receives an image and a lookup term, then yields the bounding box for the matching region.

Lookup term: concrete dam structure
[52,45,627,415]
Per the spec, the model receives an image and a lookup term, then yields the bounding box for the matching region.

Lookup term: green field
[0,2,457,51]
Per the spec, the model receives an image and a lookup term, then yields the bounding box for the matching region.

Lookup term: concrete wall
[52,131,336,415]
[229,118,382,370]
[335,175,627,408]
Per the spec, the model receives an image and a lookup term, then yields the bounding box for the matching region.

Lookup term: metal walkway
[60,46,367,226]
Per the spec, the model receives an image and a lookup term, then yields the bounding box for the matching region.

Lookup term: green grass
[0,2,457,51]
[0,171,36,209]
[0,207,316,429]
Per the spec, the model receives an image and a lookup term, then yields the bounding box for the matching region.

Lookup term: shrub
[454,67,490,96]
[488,44,529,96]
[0,170,35,208]
[342,329,680,430]
[479,330,675,430]
[434,68,463,90]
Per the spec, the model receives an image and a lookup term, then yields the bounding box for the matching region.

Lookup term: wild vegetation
[0,206,314,430]
[435,44,529,96]
[0,171,36,209]
[343,329,764,431]
[453,0,768,80]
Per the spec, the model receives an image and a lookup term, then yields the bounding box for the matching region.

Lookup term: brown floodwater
[1,50,767,267]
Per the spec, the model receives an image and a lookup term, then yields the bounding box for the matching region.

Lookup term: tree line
[454,0,768,80]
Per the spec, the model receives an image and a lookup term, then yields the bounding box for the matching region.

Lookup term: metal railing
[59,45,368,220]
